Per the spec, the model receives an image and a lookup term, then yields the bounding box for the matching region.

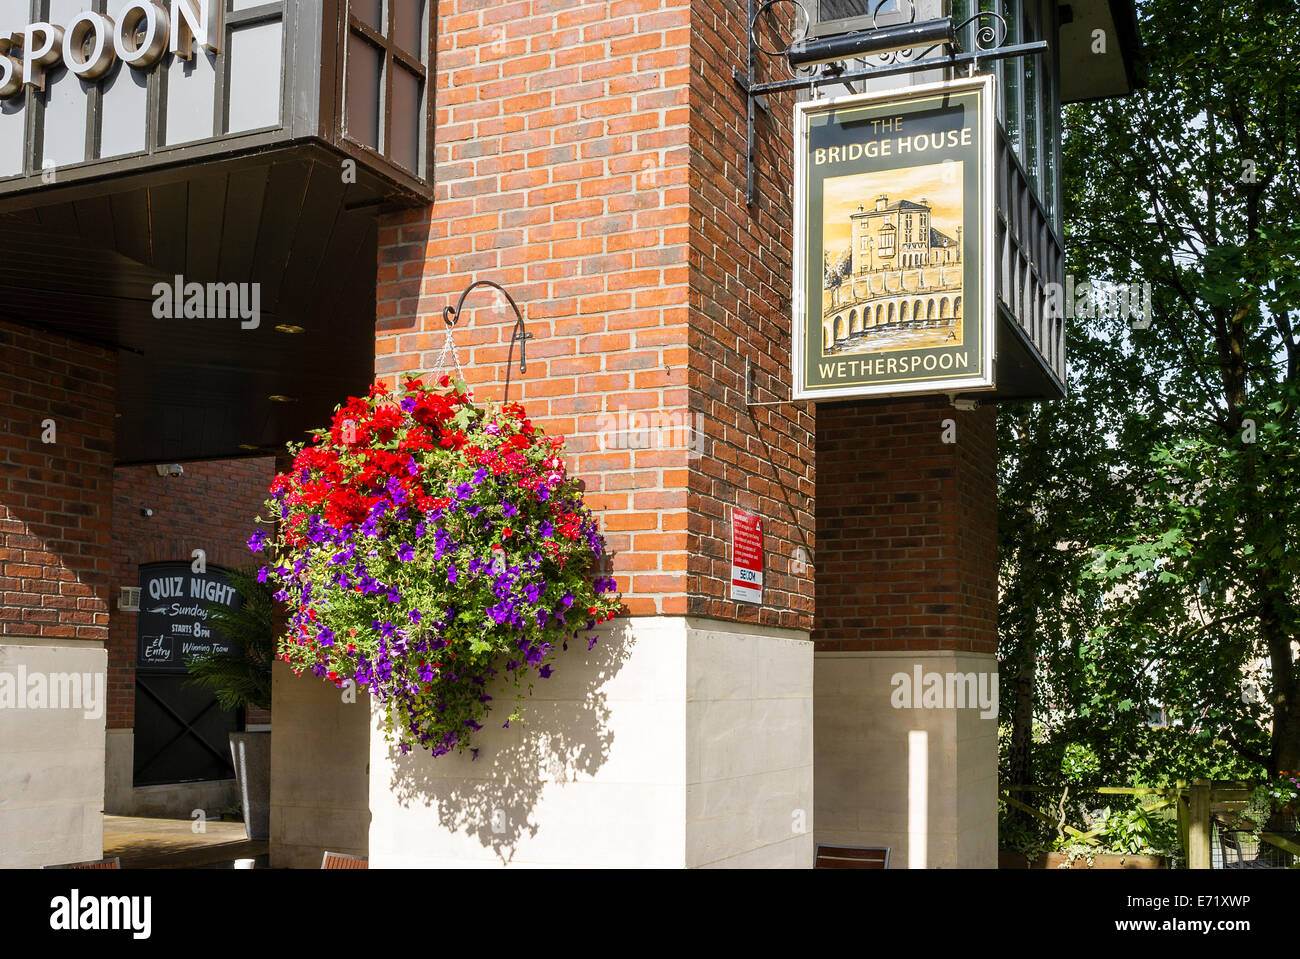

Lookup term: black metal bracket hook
[442,278,534,371]
[439,279,535,403]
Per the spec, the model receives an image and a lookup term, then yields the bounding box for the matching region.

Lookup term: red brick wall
[107,458,276,729]
[0,320,114,644]
[813,398,998,654]
[375,0,817,628]
[376,0,695,617]
[686,2,813,629]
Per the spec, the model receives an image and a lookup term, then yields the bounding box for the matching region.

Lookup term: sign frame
[136,561,242,671]
[791,74,997,402]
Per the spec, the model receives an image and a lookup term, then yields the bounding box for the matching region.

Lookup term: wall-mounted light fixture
[155,464,183,478]
[118,586,141,611]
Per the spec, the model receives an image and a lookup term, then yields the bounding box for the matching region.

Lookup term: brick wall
[377,0,695,618]
[108,458,276,729]
[686,2,813,629]
[0,319,115,644]
[375,0,815,629]
[813,397,998,654]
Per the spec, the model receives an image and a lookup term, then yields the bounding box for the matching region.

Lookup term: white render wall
[0,641,106,868]
[814,650,999,868]
[367,616,813,868]
[269,659,372,868]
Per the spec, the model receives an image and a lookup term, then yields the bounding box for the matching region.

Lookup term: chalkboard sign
[136,562,242,670]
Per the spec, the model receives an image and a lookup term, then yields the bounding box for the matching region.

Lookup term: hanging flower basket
[249,375,621,757]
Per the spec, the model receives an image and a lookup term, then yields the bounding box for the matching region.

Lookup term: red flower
[400,426,436,454]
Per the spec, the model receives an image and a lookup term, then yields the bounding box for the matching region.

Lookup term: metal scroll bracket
[440,279,534,401]
[732,0,1047,206]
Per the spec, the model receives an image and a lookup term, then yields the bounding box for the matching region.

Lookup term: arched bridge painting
[821,162,965,355]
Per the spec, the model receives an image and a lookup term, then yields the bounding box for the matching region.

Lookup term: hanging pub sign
[792,75,996,401]
[136,561,241,670]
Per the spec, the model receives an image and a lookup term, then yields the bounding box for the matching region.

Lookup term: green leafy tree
[1012,0,1300,781]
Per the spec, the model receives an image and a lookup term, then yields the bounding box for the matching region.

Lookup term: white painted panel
[41,0,92,168]
[99,0,150,157]
[0,1,28,177]
[227,20,282,134]
[165,48,216,145]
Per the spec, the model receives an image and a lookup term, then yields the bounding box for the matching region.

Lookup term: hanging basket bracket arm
[441,279,533,376]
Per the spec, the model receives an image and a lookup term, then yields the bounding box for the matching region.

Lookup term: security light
[786,18,956,69]
[155,463,184,477]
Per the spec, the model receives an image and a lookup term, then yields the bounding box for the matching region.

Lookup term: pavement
[103,815,269,869]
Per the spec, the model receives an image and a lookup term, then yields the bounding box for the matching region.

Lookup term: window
[1021,1,1042,196]
[810,0,907,40]
[1003,0,1023,158]
[344,0,429,174]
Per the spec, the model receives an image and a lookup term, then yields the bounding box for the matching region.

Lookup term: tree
[1048,0,1300,777]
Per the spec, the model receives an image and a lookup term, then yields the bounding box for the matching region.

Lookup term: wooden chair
[42,857,121,869]
[321,851,368,869]
[814,844,890,869]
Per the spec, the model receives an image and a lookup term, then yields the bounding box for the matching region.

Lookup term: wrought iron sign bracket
[733,0,1049,206]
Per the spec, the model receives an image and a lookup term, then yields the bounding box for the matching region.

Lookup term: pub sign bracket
[733,0,1049,206]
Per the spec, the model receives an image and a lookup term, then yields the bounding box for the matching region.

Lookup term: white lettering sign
[0,1,221,99]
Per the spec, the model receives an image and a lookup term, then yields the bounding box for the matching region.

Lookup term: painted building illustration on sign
[822,172,964,356]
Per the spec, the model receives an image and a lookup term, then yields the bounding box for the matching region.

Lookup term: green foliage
[998,0,1300,804]
[183,566,274,712]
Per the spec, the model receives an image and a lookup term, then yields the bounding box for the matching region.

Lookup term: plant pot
[999,850,1168,869]
[229,731,271,841]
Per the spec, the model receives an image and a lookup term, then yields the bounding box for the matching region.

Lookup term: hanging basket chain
[428,322,468,386]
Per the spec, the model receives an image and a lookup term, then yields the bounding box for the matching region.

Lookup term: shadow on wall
[383,616,635,864]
